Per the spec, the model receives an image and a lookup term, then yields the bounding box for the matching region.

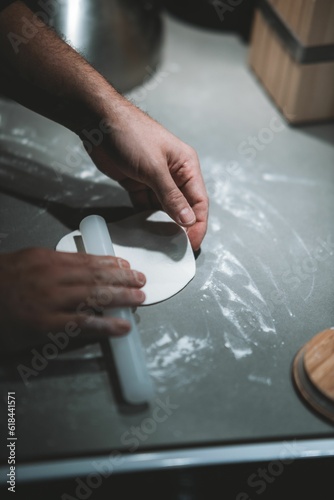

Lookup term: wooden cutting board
[293,328,334,423]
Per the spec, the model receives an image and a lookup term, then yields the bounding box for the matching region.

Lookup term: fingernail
[134,290,146,302]
[118,258,130,269]
[115,320,131,335]
[134,271,146,285]
[178,207,196,225]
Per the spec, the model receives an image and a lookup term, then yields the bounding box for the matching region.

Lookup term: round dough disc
[56,210,196,305]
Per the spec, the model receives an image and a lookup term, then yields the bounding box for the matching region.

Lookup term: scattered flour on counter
[262,173,317,186]
[201,245,276,360]
[145,325,212,391]
[255,259,294,318]
[248,374,272,386]
[224,336,252,360]
[199,159,319,360]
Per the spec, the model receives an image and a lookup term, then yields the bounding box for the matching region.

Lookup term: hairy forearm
[0,1,128,132]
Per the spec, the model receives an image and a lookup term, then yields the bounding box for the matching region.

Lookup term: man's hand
[0,249,146,352]
[86,104,208,251]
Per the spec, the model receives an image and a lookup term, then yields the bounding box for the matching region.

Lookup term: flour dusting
[201,245,276,360]
[248,374,272,386]
[197,158,319,361]
[145,325,212,391]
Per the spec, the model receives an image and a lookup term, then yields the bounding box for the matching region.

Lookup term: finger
[53,251,130,269]
[173,157,209,250]
[54,285,146,311]
[80,315,131,337]
[59,267,146,288]
[46,313,132,338]
[182,198,209,251]
[148,169,196,227]
[116,153,196,227]
[186,219,208,252]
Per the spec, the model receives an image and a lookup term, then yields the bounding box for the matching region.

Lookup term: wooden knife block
[249,0,334,124]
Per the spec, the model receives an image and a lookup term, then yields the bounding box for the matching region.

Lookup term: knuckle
[92,286,114,307]
[181,144,198,164]
[91,268,106,284]
[203,194,210,207]
[163,186,184,204]
[77,253,94,266]
[119,269,132,285]
[187,145,197,160]
[117,258,130,269]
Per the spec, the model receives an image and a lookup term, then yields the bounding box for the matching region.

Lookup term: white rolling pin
[79,215,154,404]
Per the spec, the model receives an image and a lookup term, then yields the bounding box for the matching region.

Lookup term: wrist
[73,86,136,149]
[70,83,126,132]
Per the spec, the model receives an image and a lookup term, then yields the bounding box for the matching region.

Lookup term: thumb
[150,172,196,227]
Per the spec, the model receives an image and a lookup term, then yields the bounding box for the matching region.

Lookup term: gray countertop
[0,14,334,481]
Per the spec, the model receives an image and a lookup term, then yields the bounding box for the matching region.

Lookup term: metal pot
[26,0,163,92]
